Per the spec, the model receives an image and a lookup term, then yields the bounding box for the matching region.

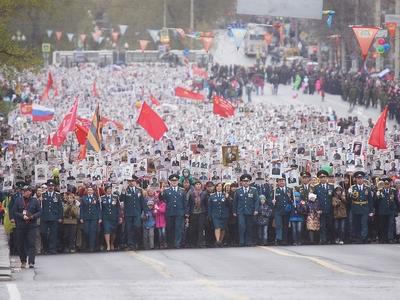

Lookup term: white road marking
[259,246,367,276]
[128,252,173,278]
[195,278,249,300]
[6,283,21,300]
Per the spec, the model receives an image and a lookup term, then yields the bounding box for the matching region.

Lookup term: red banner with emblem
[351,26,380,61]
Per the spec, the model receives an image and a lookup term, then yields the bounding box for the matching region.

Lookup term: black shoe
[29,263,34,269]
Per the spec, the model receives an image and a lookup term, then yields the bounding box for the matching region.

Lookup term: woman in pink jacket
[153,191,167,249]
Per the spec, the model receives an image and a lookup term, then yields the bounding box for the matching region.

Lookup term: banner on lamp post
[67,33,74,42]
[119,25,128,35]
[351,26,380,61]
[139,40,149,52]
[55,31,63,41]
[386,22,397,39]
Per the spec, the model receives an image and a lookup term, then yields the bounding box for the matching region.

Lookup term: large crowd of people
[0,59,400,269]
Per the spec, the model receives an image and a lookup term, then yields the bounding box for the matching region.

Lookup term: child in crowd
[289,191,307,246]
[306,192,321,244]
[256,195,272,245]
[153,193,167,249]
[332,186,347,245]
[143,200,155,250]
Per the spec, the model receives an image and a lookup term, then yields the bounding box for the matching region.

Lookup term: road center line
[128,252,173,279]
[258,246,367,276]
[6,283,21,300]
[195,278,249,300]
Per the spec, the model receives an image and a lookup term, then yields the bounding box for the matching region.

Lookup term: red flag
[20,103,32,115]
[213,96,235,118]
[101,116,124,131]
[46,134,52,146]
[150,95,160,106]
[51,98,79,147]
[75,123,89,145]
[136,102,168,140]
[192,65,208,79]
[175,87,204,101]
[92,81,99,97]
[351,26,380,61]
[40,72,55,101]
[47,72,54,89]
[368,106,388,149]
[77,144,87,161]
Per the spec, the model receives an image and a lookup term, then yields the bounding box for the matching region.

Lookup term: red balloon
[378,38,385,45]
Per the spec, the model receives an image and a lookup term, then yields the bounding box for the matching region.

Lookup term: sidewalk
[0,225,11,280]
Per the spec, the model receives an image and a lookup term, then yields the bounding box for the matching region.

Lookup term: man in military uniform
[254,178,272,202]
[314,170,334,244]
[41,180,63,254]
[119,175,144,250]
[80,186,101,252]
[272,175,292,245]
[349,171,374,243]
[161,174,188,248]
[233,174,259,246]
[375,177,399,243]
[298,172,312,202]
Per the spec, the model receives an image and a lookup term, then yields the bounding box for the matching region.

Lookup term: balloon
[376,45,385,53]
[52,168,60,177]
[378,38,385,45]
[384,43,391,51]
[321,165,333,175]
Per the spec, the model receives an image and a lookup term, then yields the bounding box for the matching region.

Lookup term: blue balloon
[384,43,391,52]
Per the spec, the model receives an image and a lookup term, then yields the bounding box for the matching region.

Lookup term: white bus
[244,23,271,57]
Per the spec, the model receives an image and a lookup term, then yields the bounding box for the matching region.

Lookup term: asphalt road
[1,244,400,300]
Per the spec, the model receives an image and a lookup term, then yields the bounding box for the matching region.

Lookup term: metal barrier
[52,50,210,67]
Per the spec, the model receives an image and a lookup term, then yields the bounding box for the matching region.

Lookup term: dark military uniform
[161,186,188,248]
[349,184,373,241]
[255,183,272,202]
[12,193,41,266]
[375,186,399,242]
[80,194,101,251]
[41,191,63,254]
[119,186,144,249]
[233,186,260,246]
[314,183,334,243]
[272,186,292,244]
[208,192,229,230]
[298,184,313,203]
[100,194,121,234]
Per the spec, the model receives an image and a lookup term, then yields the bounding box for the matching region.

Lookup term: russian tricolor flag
[32,104,54,122]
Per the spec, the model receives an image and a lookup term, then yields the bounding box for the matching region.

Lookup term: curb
[0,226,11,281]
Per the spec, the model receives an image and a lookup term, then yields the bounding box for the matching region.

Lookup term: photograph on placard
[286,169,300,188]
[316,145,325,157]
[346,152,355,165]
[59,174,68,193]
[394,144,400,160]
[352,142,362,156]
[270,161,282,178]
[2,174,14,191]
[147,158,156,174]
[35,164,48,184]
[222,145,239,166]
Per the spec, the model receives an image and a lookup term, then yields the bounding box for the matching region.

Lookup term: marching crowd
[4,168,400,269]
[0,60,400,269]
